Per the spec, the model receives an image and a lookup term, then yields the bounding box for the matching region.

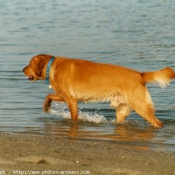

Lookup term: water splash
[50,102,108,124]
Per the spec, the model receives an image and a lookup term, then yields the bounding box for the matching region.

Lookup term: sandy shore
[0,132,174,175]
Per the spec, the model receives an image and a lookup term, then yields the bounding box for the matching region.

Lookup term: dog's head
[23,54,55,82]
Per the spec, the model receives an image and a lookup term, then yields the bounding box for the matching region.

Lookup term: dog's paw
[43,105,51,112]
[43,96,52,112]
[43,101,51,112]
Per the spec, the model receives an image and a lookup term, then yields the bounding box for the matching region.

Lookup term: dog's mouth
[28,75,35,81]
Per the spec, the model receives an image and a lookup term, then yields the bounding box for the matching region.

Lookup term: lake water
[0,0,175,152]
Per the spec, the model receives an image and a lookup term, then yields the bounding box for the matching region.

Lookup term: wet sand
[0,132,174,175]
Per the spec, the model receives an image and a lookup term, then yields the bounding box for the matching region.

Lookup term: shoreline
[0,132,175,175]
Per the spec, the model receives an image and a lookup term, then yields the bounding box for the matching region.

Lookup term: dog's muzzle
[28,75,34,81]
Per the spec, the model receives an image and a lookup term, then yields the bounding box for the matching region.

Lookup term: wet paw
[43,105,51,112]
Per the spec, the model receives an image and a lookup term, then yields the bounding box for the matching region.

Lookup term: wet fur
[23,54,175,127]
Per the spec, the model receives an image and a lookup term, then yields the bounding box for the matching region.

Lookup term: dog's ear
[31,54,55,76]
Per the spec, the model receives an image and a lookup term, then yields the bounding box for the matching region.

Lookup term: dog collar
[46,57,55,88]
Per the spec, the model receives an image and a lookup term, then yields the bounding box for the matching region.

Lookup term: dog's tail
[142,67,175,88]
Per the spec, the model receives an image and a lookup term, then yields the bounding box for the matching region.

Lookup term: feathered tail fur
[142,67,175,88]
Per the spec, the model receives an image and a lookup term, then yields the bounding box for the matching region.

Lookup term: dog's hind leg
[116,104,130,123]
[135,104,162,127]
[129,88,163,128]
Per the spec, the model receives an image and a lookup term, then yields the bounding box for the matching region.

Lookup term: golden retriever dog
[23,54,175,128]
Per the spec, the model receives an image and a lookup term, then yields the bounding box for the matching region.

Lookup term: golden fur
[23,54,175,127]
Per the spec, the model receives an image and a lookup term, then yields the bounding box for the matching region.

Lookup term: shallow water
[0,0,175,152]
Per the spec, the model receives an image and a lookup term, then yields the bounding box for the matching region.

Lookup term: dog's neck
[46,57,55,88]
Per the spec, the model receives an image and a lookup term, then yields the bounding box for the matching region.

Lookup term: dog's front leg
[66,99,78,120]
[43,94,65,112]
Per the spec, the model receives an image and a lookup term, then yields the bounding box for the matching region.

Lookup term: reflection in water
[36,119,157,151]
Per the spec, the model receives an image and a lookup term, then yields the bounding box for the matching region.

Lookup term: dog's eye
[38,71,43,76]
